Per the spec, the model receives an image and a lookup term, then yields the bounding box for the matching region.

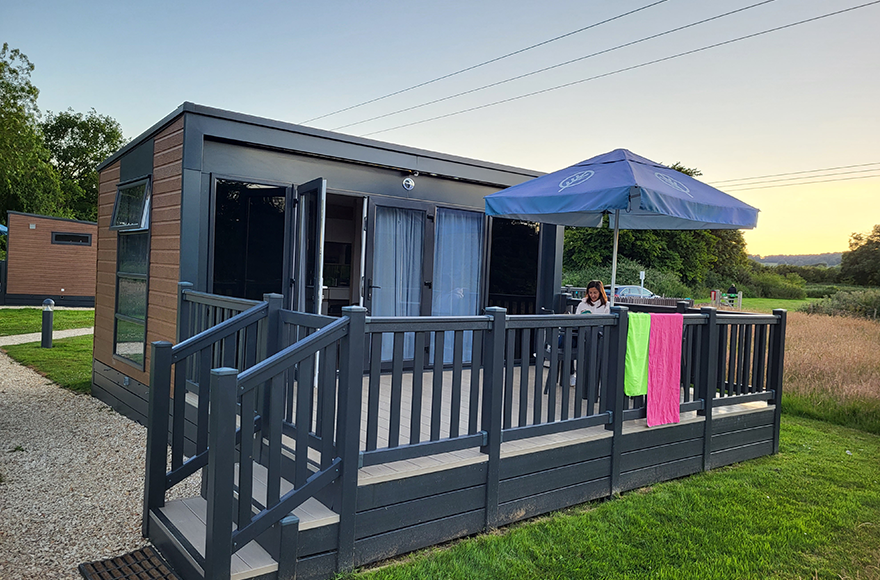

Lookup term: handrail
[365,315,492,333]
[236,316,350,394]
[171,301,268,362]
[181,288,261,310]
[279,309,336,328]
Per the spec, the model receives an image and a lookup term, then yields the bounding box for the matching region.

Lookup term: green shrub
[747,271,807,300]
[563,256,693,298]
[798,289,880,320]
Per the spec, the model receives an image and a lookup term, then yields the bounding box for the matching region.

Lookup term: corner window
[111,177,151,231]
[114,229,150,367]
[51,232,92,246]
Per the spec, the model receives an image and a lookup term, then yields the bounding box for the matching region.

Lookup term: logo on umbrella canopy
[558,170,595,192]
[654,172,693,197]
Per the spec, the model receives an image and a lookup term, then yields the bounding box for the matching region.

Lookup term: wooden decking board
[232,461,339,532]
[159,497,278,580]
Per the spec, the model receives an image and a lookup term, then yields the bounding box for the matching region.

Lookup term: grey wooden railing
[143,284,277,537]
[144,295,786,580]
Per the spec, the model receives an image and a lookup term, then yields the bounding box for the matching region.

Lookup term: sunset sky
[3,0,878,256]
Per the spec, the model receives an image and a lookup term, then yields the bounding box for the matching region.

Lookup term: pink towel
[647,313,684,427]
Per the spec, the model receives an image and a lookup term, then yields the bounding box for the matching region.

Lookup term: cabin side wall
[4,212,97,306]
[92,117,183,422]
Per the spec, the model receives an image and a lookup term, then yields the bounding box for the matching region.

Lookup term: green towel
[624,312,651,396]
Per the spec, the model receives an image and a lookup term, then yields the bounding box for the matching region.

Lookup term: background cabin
[0,211,97,307]
[92,102,563,421]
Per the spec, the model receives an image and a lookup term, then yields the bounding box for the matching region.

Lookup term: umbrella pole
[610,210,620,307]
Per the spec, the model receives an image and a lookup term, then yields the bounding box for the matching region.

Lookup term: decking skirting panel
[92,360,150,426]
[709,408,776,469]
[353,509,486,568]
[356,462,487,511]
[496,477,611,527]
[498,456,611,504]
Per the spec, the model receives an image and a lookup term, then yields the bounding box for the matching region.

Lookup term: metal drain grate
[79,546,180,580]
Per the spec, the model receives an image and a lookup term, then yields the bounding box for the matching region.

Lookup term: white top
[576,299,610,315]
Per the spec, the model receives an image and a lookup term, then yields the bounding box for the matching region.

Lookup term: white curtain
[373,207,424,360]
[432,208,484,363]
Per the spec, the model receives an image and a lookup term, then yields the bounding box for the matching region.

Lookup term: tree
[0,43,62,222]
[841,225,880,286]
[562,163,749,288]
[42,108,125,221]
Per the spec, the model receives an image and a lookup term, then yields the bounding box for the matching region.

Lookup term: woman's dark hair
[586,280,608,306]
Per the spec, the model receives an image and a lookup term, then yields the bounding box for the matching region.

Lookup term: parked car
[607,285,656,299]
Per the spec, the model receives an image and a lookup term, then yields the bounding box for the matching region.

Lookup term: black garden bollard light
[41,298,54,348]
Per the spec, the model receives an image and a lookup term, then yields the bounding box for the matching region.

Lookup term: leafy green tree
[841,225,880,286]
[42,108,125,221]
[562,163,749,288]
[0,43,61,222]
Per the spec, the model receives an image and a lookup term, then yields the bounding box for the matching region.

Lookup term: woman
[576,280,610,315]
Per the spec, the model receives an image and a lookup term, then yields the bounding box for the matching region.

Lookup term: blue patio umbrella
[485,149,759,301]
[0,223,7,235]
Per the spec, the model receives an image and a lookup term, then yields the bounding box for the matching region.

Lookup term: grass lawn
[348,416,880,580]
[1,334,93,394]
[0,307,95,336]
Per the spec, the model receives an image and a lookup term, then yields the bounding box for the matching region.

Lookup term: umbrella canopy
[485,148,758,230]
[0,223,7,235]
[484,148,759,303]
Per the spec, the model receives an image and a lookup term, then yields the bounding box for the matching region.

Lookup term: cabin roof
[98,102,542,186]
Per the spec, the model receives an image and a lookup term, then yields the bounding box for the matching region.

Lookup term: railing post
[676,300,688,313]
[769,309,787,454]
[143,341,173,537]
[605,306,628,495]
[204,367,238,580]
[176,281,194,344]
[264,293,284,356]
[276,515,300,580]
[482,307,506,529]
[698,307,719,471]
[259,293,284,463]
[336,306,366,573]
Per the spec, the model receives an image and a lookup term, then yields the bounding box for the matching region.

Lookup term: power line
[710,161,880,184]
[712,167,880,188]
[333,0,779,131]
[299,0,671,125]
[360,0,880,137]
[723,173,880,192]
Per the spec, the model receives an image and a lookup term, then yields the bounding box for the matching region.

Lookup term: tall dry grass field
[782,311,880,433]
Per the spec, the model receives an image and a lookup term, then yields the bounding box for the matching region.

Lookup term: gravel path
[0,349,196,579]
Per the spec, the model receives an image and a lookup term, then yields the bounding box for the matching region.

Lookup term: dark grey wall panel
[356,462,487,511]
[620,439,703,473]
[295,552,338,580]
[619,421,704,453]
[710,440,774,469]
[203,140,505,211]
[91,382,147,427]
[496,477,610,527]
[355,485,485,540]
[499,437,612,480]
[353,510,485,567]
[712,408,775,434]
[297,523,339,558]
[499,457,610,504]
[3,294,94,307]
[120,139,154,182]
[619,456,703,492]
[711,425,774,452]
